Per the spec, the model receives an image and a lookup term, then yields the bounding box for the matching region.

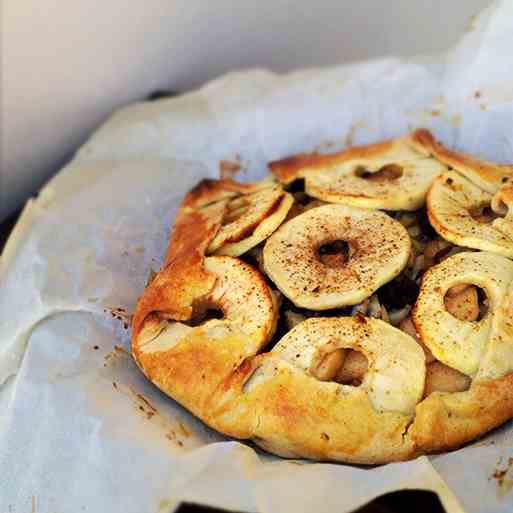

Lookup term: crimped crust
[131,129,513,464]
[410,374,513,453]
[414,128,513,193]
[268,130,447,211]
[269,130,438,184]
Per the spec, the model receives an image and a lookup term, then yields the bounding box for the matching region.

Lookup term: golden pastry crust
[132,201,223,335]
[133,176,282,336]
[414,128,513,193]
[268,130,447,211]
[268,138,407,184]
[180,177,275,211]
[410,374,513,453]
[208,186,294,256]
[268,130,443,183]
[131,131,513,464]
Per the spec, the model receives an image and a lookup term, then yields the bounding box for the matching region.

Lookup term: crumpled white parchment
[2,2,513,512]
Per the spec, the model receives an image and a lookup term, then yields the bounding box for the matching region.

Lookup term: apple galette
[131,129,513,464]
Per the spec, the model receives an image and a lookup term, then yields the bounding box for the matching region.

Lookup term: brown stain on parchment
[219,158,242,180]
[178,421,191,438]
[104,307,133,330]
[103,345,129,365]
[111,379,187,448]
[489,457,513,498]
[101,346,191,448]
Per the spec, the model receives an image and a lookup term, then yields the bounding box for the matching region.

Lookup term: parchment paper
[2,1,513,512]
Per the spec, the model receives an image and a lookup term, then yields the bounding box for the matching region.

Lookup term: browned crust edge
[181,178,269,210]
[268,139,397,184]
[413,128,513,189]
[409,374,513,453]
[132,177,279,342]
[268,128,513,190]
[131,179,242,342]
[215,189,287,246]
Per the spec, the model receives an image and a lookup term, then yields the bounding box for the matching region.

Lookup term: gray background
[1,0,490,221]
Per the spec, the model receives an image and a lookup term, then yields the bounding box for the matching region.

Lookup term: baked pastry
[131,129,513,464]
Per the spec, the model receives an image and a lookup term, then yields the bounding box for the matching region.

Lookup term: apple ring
[138,256,278,357]
[427,170,513,258]
[207,185,293,256]
[265,317,426,414]
[263,204,411,309]
[269,129,447,211]
[413,251,513,376]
